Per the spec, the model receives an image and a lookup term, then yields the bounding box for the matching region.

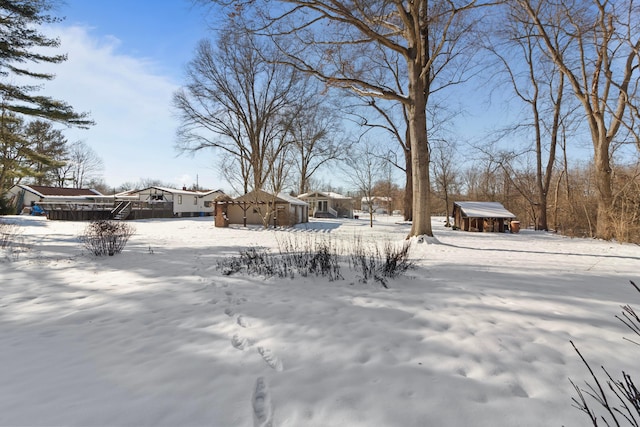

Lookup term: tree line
[180,0,638,240]
[0,0,98,209]
[1,0,639,243]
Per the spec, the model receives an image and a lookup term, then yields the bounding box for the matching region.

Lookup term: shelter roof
[454,201,516,218]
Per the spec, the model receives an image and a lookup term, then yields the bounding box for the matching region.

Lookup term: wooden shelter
[452,201,517,233]
[221,190,309,227]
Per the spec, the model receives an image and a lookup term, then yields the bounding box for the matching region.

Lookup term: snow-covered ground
[0,215,638,426]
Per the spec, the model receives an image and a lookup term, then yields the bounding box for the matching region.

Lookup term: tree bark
[408,60,433,237]
[403,141,413,222]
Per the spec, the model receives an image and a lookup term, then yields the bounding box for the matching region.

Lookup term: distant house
[121,186,225,218]
[297,191,354,218]
[221,190,308,227]
[452,201,517,232]
[361,196,392,214]
[6,184,107,215]
[4,184,227,221]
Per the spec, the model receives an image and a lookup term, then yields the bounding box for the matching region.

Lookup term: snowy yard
[0,215,638,426]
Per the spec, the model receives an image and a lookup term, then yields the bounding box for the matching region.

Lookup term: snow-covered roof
[277,192,308,206]
[362,196,392,203]
[127,186,224,197]
[298,191,351,200]
[454,201,515,218]
[233,190,308,206]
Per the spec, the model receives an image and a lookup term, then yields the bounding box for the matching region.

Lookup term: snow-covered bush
[80,220,135,256]
[569,281,639,426]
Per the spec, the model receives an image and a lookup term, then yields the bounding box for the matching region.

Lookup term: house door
[317,200,327,212]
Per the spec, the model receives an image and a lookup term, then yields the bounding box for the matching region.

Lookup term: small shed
[225,190,309,227]
[452,201,517,232]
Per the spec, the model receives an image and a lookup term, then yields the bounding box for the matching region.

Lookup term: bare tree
[290,100,347,195]
[205,0,488,238]
[173,22,304,194]
[431,139,460,227]
[66,141,104,189]
[514,0,640,239]
[343,142,388,228]
[483,3,576,231]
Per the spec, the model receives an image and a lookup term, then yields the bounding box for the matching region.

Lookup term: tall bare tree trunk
[408,61,432,237]
[594,136,614,239]
[404,140,413,222]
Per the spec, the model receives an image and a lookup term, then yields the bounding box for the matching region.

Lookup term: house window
[178,195,182,205]
[150,194,163,201]
[194,197,197,205]
[204,201,212,208]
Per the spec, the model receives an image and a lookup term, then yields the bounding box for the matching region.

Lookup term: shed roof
[454,201,515,218]
[234,190,308,206]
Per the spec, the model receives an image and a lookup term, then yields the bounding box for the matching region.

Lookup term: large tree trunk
[594,135,614,239]
[535,200,547,231]
[404,141,412,222]
[408,62,433,238]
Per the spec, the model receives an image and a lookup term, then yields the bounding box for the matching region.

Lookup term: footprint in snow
[237,315,250,328]
[258,347,283,372]
[231,334,249,350]
[224,307,234,317]
[252,377,274,427]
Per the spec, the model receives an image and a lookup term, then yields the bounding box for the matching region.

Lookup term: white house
[297,191,354,218]
[122,186,225,217]
[361,196,393,214]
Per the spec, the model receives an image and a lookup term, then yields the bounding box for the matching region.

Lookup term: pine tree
[0,0,93,195]
[0,0,92,126]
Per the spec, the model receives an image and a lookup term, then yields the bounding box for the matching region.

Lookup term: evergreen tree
[0,0,92,126]
[0,0,93,195]
[24,120,67,185]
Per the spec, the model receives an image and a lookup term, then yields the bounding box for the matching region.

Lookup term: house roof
[277,192,308,206]
[125,186,225,198]
[454,201,516,218]
[234,190,308,206]
[362,196,392,203]
[298,191,352,200]
[15,184,103,197]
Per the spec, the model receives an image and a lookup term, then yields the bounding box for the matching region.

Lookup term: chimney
[183,186,187,191]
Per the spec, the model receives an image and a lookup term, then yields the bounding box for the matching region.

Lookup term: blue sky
[41,0,224,191]
[39,1,604,194]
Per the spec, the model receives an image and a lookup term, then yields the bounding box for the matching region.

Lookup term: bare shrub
[348,236,413,288]
[569,281,640,426]
[80,220,135,256]
[0,220,25,261]
[0,220,17,249]
[218,234,411,287]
